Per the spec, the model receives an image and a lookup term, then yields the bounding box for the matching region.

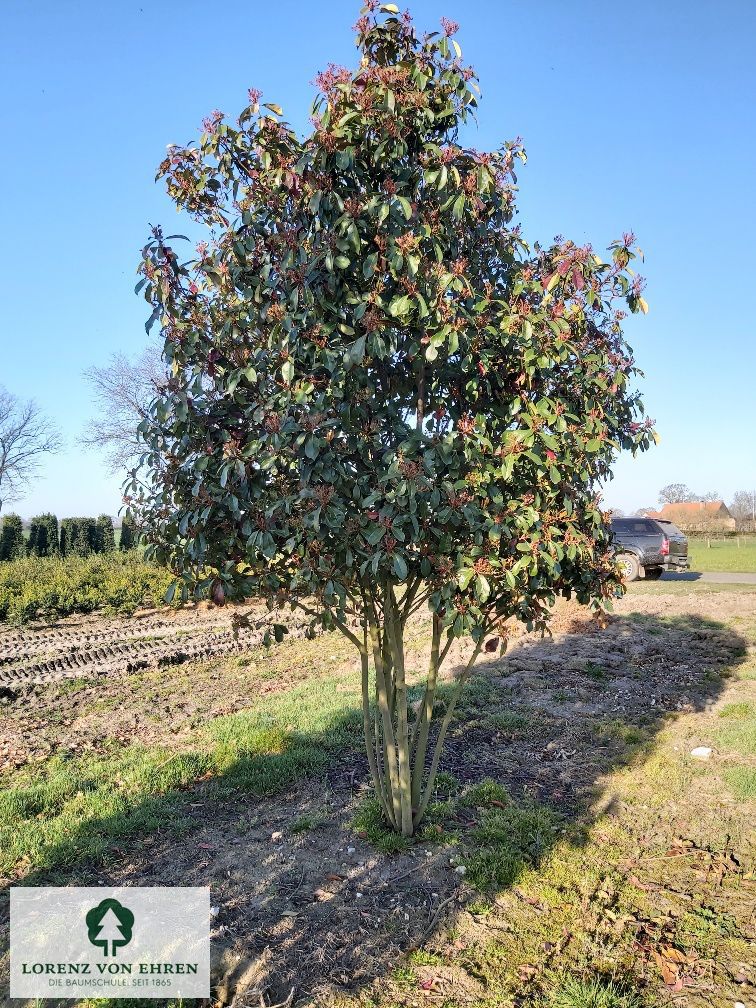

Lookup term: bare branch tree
[0,387,62,515]
[730,490,756,530]
[81,343,168,473]
[658,483,694,504]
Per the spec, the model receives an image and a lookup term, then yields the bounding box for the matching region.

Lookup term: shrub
[59,517,71,556]
[27,513,60,557]
[95,514,116,553]
[0,514,25,561]
[0,553,176,624]
[60,517,99,557]
[119,515,137,551]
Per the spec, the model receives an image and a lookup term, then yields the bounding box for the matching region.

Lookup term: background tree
[658,483,693,504]
[119,515,136,551]
[128,4,654,835]
[60,517,97,557]
[59,517,72,556]
[730,490,756,530]
[0,514,26,561]
[27,513,60,557]
[96,514,117,553]
[79,517,98,555]
[0,386,61,515]
[81,343,167,471]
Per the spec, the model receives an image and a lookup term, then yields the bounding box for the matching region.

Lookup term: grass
[593,718,649,748]
[463,798,561,889]
[542,974,647,1008]
[350,777,563,884]
[722,765,756,798]
[713,702,756,756]
[488,710,531,732]
[688,540,756,573]
[0,664,363,876]
[352,798,411,854]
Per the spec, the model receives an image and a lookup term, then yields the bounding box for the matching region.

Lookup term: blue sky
[2,0,754,519]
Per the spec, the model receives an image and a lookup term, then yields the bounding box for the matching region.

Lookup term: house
[647,501,736,532]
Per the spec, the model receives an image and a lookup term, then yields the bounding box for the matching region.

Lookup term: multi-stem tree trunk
[343,581,483,836]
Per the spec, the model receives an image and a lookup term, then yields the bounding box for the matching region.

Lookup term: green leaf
[451,193,466,220]
[457,568,474,590]
[392,554,408,580]
[348,334,367,365]
[396,196,413,220]
[474,574,490,603]
[281,359,294,383]
[388,295,411,317]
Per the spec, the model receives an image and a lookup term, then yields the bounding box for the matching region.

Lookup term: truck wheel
[645,567,663,580]
[617,553,640,582]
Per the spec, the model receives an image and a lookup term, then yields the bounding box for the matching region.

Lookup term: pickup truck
[610,517,690,581]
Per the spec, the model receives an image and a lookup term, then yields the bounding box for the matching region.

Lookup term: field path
[664,571,756,584]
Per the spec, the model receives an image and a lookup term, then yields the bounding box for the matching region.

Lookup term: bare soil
[0,602,315,771]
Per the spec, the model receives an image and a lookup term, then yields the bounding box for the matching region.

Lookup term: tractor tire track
[0,609,312,688]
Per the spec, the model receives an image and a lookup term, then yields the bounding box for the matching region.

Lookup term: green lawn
[688,540,756,573]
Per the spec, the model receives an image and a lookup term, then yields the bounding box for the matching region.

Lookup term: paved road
[661,571,756,585]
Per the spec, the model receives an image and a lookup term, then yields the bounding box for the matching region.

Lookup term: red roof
[647,501,729,517]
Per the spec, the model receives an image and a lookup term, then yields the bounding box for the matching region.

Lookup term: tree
[96,514,117,553]
[0,386,61,515]
[730,490,756,530]
[59,517,72,556]
[60,517,97,557]
[128,5,654,835]
[658,483,693,505]
[0,514,26,561]
[28,513,60,557]
[81,344,168,471]
[119,514,136,551]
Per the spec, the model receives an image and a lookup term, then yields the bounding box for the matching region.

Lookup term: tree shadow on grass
[0,611,747,1007]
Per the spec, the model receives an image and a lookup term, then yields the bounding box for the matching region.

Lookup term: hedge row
[0,513,138,560]
[0,553,175,624]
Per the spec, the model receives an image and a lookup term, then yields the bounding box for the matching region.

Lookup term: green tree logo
[85,898,135,957]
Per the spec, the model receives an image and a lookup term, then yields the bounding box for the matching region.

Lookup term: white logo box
[10,886,210,999]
